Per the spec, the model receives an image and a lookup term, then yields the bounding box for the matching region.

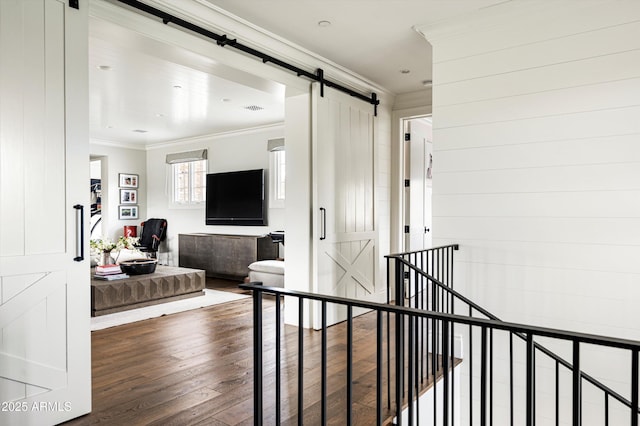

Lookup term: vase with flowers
[90,235,140,266]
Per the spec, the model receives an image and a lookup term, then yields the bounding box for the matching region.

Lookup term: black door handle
[320,207,326,240]
[74,204,84,261]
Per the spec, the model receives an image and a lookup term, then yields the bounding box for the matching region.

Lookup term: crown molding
[90,122,284,151]
[145,122,285,150]
[90,138,147,150]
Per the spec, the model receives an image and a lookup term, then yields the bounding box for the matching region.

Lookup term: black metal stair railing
[387,245,640,426]
[241,278,640,425]
[385,244,460,424]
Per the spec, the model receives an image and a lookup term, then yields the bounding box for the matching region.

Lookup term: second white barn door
[313,83,378,326]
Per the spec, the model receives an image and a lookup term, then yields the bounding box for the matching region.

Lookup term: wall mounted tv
[206,169,267,226]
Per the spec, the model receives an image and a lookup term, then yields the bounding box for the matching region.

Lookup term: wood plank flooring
[63,283,261,426]
[62,278,454,425]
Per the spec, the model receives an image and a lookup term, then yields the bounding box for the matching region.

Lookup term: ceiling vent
[244,105,264,111]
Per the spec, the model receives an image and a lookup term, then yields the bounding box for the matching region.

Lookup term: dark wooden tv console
[178,233,278,279]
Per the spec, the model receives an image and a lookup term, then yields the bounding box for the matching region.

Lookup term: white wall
[418,2,640,425]
[145,126,285,266]
[284,93,311,294]
[89,142,147,242]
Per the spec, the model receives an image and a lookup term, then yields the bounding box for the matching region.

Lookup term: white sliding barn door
[313,84,378,326]
[0,1,90,425]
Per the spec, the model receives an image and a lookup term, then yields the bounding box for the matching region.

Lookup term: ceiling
[203,0,506,94]
[89,18,286,147]
[89,0,505,147]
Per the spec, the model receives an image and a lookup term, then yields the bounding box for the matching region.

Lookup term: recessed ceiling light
[400,69,411,74]
[106,125,113,129]
[318,20,332,27]
[155,113,165,117]
[97,65,112,71]
[132,129,148,133]
[221,98,231,102]
[173,85,182,89]
[422,79,433,87]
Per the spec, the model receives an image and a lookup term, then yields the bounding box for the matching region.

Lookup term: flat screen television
[206,169,267,226]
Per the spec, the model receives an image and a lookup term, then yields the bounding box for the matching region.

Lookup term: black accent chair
[137,218,167,258]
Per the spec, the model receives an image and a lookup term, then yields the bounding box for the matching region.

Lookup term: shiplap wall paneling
[420,1,640,425]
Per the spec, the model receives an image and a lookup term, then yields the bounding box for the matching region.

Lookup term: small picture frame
[120,189,137,204]
[118,205,138,220]
[119,173,139,188]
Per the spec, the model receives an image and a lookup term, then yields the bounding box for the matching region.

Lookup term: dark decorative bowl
[119,258,157,275]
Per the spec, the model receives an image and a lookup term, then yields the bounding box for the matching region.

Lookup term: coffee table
[91,265,205,316]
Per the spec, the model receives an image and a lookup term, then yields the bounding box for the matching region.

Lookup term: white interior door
[313,84,378,326]
[404,117,433,251]
[0,1,91,424]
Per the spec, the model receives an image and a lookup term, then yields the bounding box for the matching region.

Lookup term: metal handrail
[387,249,640,415]
[242,244,640,424]
[240,282,640,355]
[395,255,636,408]
[242,281,640,425]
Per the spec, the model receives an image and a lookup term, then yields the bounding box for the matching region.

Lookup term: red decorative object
[123,225,137,238]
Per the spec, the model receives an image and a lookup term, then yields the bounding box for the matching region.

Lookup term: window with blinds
[167,149,207,206]
[268,138,285,208]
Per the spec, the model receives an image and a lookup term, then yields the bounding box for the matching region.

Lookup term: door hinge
[69,0,79,9]
[404,179,410,187]
[404,225,410,234]
[404,133,410,141]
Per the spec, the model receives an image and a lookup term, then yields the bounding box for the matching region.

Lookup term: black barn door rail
[116,0,381,115]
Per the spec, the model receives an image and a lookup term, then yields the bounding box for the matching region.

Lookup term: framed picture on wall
[118,205,138,220]
[119,173,139,188]
[120,189,137,204]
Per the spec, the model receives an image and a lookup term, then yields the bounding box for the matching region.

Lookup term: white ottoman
[248,260,285,288]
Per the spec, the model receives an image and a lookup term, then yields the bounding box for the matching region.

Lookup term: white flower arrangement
[90,236,140,263]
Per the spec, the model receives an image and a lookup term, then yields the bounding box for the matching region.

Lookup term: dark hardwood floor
[206,277,252,294]
[63,278,450,425]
